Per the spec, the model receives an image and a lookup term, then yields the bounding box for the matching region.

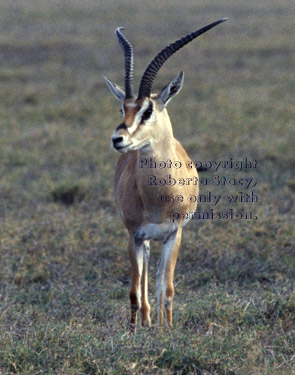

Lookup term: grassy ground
[0,0,295,374]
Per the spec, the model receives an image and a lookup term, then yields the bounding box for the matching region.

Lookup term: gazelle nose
[112,136,124,148]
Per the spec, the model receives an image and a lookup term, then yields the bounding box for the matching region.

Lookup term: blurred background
[0,0,295,373]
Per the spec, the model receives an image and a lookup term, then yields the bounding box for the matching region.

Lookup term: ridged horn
[116,27,134,99]
[138,18,228,99]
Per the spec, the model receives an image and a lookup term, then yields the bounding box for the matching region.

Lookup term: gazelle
[104,19,227,330]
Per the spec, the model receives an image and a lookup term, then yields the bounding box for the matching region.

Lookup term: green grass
[0,0,295,374]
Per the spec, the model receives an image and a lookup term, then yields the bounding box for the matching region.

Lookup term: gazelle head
[104,19,228,153]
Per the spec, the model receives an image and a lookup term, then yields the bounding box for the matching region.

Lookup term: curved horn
[138,18,228,99]
[116,27,134,99]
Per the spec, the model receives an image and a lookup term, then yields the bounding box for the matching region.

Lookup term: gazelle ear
[157,71,184,107]
[103,76,125,102]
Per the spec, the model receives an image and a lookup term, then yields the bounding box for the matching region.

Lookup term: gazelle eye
[141,105,153,122]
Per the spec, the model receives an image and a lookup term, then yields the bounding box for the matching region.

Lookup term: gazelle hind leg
[141,240,151,326]
[128,236,144,331]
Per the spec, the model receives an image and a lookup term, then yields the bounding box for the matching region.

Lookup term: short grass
[0,0,295,374]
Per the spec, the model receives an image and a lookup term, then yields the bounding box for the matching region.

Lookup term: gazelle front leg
[156,253,164,326]
[156,227,182,328]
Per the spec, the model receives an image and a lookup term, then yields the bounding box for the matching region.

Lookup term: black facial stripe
[116,122,127,131]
